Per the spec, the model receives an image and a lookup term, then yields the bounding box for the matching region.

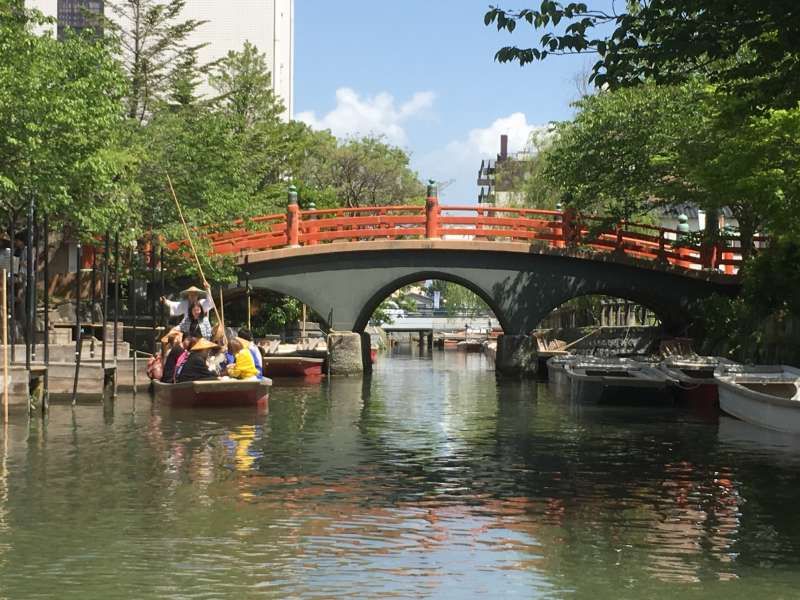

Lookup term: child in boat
[236,328,264,378]
[177,339,219,382]
[225,337,259,380]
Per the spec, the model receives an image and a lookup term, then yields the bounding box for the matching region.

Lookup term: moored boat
[263,356,324,378]
[714,364,800,434]
[482,340,497,366]
[153,377,272,407]
[659,356,736,406]
[546,355,577,387]
[565,358,673,404]
[457,340,483,353]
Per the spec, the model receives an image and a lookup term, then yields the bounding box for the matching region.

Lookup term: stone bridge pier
[243,241,740,375]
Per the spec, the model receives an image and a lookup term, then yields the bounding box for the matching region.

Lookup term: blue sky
[295,0,597,203]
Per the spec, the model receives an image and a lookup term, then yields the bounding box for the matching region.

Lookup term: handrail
[166,200,767,276]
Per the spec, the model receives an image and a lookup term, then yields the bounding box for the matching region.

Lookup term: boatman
[161,283,215,334]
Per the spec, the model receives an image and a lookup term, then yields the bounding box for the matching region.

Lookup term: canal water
[1,350,800,599]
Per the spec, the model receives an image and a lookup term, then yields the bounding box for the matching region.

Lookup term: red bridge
[206,188,754,274]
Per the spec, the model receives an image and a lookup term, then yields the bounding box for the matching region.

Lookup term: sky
[294,0,597,203]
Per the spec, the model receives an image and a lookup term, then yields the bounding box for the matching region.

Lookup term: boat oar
[561,327,603,352]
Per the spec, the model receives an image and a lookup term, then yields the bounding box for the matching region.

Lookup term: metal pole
[131,245,137,395]
[112,233,119,399]
[150,239,157,354]
[71,241,82,405]
[43,214,49,411]
[101,234,109,369]
[90,247,97,359]
[2,268,8,424]
[31,207,37,363]
[245,256,251,331]
[7,215,14,364]
[24,199,34,372]
[159,246,165,336]
[113,234,119,362]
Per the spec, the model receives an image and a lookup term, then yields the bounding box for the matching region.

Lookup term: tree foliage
[485,1,800,109]
[0,3,134,234]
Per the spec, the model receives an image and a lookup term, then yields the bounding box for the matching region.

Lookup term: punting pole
[159,246,165,337]
[2,268,8,424]
[71,241,82,406]
[31,206,38,364]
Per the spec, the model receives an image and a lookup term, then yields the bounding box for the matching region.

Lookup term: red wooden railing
[189,190,762,275]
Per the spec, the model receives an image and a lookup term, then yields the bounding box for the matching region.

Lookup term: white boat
[714,364,800,434]
[565,357,674,404]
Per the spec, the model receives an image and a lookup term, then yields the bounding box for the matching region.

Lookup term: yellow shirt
[227,348,258,379]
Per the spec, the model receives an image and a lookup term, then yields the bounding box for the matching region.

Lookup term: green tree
[485,1,800,109]
[105,0,208,122]
[301,135,425,208]
[0,3,134,234]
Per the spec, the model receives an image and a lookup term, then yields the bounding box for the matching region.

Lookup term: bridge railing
[202,187,762,275]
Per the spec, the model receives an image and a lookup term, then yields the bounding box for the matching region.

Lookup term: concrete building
[26,0,103,39]
[477,134,536,206]
[180,0,294,119]
[26,0,295,119]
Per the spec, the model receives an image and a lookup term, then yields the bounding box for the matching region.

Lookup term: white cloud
[297,88,435,145]
[415,113,551,203]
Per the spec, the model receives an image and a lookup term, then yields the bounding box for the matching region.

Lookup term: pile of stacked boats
[547,354,800,434]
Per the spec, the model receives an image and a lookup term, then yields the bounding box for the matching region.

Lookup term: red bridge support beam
[287,184,300,247]
[425,180,440,239]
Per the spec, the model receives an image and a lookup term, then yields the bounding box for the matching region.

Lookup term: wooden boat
[263,355,324,378]
[565,357,674,404]
[546,355,578,387]
[457,340,483,353]
[714,364,800,434]
[153,377,272,407]
[658,356,735,406]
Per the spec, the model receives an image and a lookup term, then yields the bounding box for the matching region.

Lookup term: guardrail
[198,190,763,275]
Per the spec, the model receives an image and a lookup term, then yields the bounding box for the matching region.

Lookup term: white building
[181,0,294,119]
[25,0,295,120]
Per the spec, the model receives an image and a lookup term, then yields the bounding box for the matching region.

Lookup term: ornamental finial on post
[288,184,298,206]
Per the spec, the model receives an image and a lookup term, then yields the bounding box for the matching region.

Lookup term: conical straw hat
[190,338,220,352]
[180,285,208,298]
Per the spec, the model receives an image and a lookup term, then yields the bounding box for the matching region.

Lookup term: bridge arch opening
[534,294,664,355]
[357,275,502,338]
[223,287,326,337]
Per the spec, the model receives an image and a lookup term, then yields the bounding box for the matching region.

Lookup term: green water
[1,349,800,599]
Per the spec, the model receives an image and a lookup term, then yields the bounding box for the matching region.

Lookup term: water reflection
[0,352,798,597]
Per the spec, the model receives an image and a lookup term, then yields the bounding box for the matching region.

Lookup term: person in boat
[225,337,259,380]
[179,301,213,340]
[177,338,220,383]
[161,283,214,334]
[161,331,184,384]
[236,328,264,378]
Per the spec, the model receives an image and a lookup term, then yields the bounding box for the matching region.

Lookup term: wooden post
[25,197,34,372]
[287,185,300,247]
[425,180,440,239]
[2,268,8,424]
[244,256,251,330]
[90,248,97,359]
[657,228,667,263]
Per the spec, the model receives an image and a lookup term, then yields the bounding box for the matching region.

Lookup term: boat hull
[153,379,271,408]
[718,382,800,434]
[263,357,324,378]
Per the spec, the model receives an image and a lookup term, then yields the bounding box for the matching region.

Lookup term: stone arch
[351,270,509,333]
